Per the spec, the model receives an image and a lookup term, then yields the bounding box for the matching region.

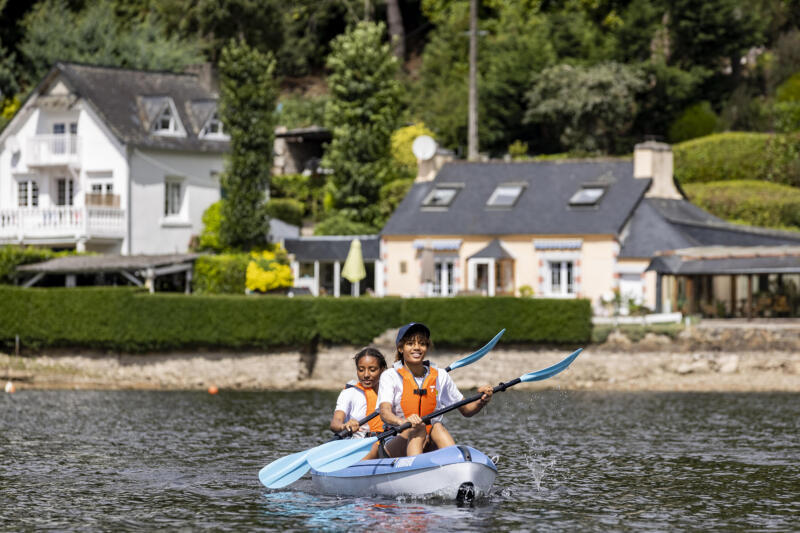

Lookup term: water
[2,390,798,531]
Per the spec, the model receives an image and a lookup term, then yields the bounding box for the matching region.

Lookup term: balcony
[0,206,125,243]
[25,134,82,168]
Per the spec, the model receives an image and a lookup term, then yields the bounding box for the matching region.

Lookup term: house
[381,141,800,315]
[0,62,228,255]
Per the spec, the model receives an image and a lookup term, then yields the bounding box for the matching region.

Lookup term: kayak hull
[310,445,496,500]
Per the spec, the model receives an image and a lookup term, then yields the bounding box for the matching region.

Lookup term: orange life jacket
[397,364,439,434]
[345,382,383,433]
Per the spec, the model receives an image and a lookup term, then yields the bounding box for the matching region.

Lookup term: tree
[18,0,203,84]
[217,39,279,251]
[525,62,647,154]
[321,21,405,230]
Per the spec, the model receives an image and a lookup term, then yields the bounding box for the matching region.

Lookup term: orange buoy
[5,381,15,394]
[207,385,219,395]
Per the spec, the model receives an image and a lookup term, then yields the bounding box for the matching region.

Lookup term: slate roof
[619,198,800,258]
[284,236,380,262]
[381,160,649,236]
[17,254,199,273]
[48,62,229,153]
[468,239,513,260]
[647,246,800,275]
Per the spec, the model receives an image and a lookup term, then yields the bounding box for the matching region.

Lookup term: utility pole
[467,0,479,161]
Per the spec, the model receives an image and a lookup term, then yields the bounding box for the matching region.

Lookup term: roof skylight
[569,187,605,206]
[422,186,460,207]
[487,184,524,207]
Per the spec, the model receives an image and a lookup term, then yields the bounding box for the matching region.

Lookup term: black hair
[395,329,432,363]
[353,347,387,369]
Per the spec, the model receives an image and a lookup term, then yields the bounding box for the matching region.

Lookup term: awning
[412,239,462,251]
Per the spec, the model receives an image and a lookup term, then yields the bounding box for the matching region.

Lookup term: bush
[673,132,800,188]
[0,288,593,352]
[246,246,294,293]
[776,72,800,103]
[197,201,224,252]
[0,245,81,285]
[193,254,248,294]
[773,101,800,133]
[683,180,800,231]
[668,101,718,143]
[265,198,305,227]
[313,213,377,236]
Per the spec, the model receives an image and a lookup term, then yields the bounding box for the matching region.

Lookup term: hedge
[193,254,248,294]
[683,180,800,231]
[0,287,591,352]
[673,132,800,188]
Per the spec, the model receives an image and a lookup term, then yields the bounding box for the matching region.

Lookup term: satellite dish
[412,135,437,161]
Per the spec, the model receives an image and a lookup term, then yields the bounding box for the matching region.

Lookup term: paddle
[307,347,583,474]
[329,328,506,440]
[259,329,506,488]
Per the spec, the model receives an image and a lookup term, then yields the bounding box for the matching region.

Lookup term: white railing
[0,206,124,240]
[25,134,82,167]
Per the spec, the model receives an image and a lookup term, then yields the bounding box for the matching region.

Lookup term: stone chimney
[413,136,453,182]
[633,141,683,199]
[185,62,219,94]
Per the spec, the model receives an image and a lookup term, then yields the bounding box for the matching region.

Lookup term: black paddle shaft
[373,377,523,442]
[332,411,381,440]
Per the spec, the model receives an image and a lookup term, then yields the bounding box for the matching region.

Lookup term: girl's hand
[406,414,423,427]
[477,385,493,406]
[345,419,361,434]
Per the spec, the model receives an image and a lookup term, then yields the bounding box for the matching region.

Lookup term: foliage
[673,132,800,188]
[0,246,60,285]
[525,62,647,154]
[773,101,800,132]
[245,246,294,293]
[775,72,800,102]
[217,39,278,251]
[264,198,305,227]
[277,93,329,129]
[0,287,591,351]
[196,201,224,253]
[313,213,377,236]
[322,21,406,229]
[668,101,719,143]
[378,178,414,222]
[390,123,435,170]
[508,140,529,159]
[18,0,203,84]
[683,180,800,231]
[270,173,325,221]
[193,254,248,294]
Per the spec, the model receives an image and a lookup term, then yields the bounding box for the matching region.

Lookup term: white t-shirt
[334,383,375,438]
[377,365,463,425]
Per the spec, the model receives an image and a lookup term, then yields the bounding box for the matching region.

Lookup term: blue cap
[396,322,431,346]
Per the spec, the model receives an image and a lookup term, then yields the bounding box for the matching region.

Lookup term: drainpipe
[126,144,132,255]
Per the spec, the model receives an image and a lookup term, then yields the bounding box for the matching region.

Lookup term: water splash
[525,438,556,491]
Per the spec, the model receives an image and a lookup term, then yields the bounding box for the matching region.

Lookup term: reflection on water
[2,390,799,531]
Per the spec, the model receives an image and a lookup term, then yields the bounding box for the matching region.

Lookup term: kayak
[310,445,496,502]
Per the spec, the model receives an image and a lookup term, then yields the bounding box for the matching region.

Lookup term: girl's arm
[379,401,423,427]
[457,384,493,417]
[330,409,362,434]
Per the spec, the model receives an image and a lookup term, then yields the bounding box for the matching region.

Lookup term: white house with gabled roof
[0,62,229,254]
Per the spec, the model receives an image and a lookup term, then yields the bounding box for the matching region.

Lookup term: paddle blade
[447,329,506,371]
[520,348,582,383]
[258,449,312,489]
[306,437,378,473]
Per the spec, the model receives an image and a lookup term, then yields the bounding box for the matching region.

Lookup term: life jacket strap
[413,389,427,396]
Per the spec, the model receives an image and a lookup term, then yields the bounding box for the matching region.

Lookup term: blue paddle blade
[447,329,506,371]
[258,449,312,489]
[520,348,582,383]
[306,437,378,473]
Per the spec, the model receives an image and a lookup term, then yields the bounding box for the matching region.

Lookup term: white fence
[592,312,684,325]
[0,206,125,241]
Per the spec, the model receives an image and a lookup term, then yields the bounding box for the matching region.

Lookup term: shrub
[776,72,800,102]
[683,180,800,231]
[246,246,294,293]
[0,246,81,285]
[668,101,718,143]
[773,101,800,133]
[313,213,377,236]
[196,201,224,253]
[193,254,248,294]
[391,123,435,170]
[673,132,800,188]
[265,198,305,227]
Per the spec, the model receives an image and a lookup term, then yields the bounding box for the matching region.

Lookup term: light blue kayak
[310,445,496,501]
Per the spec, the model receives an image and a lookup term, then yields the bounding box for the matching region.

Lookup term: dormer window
[487,184,524,207]
[569,186,606,206]
[154,105,177,134]
[422,185,461,207]
[200,111,227,139]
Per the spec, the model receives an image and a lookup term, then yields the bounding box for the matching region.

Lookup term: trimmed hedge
[193,254,248,294]
[673,132,800,188]
[0,287,591,352]
[684,180,800,231]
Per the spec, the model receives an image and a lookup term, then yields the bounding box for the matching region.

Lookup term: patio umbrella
[342,239,366,295]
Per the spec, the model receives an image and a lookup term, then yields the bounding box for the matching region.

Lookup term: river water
[2,389,798,531]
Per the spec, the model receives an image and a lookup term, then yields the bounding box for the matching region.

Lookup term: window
[18,180,39,207]
[548,261,574,295]
[432,258,456,296]
[164,179,183,216]
[422,186,460,207]
[487,184,524,207]
[56,178,74,206]
[200,111,226,138]
[298,263,314,279]
[154,104,180,135]
[569,187,605,206]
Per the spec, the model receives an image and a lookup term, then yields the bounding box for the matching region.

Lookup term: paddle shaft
[375,376,522,442]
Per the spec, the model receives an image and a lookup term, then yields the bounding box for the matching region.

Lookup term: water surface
[2,390,798,531]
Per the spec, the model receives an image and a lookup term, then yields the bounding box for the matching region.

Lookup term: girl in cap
[378,323,493,457]
[329,347,388,460]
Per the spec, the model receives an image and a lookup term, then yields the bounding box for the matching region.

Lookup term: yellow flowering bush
[245,245,294,293]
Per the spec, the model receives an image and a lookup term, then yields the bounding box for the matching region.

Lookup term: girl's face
[356,355,383,389]
[399,334,429,365]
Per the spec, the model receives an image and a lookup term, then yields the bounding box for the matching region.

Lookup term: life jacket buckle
[413,389,427,396]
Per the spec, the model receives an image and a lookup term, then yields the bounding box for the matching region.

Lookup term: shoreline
[3,346,799,392]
